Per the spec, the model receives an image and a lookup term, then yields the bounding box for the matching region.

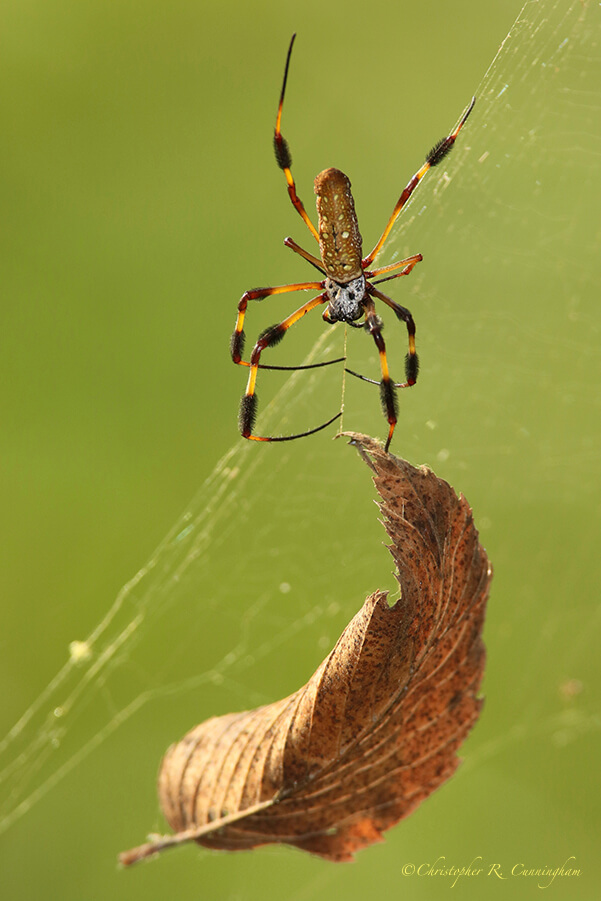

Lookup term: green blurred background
[1,0,600,898]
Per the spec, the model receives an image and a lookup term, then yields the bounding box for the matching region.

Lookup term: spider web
[2,1,600,895]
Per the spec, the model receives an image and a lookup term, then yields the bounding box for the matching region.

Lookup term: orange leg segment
[231,281,323,365]
[362,97,475,267]
[362,299,398,453]
[369,285,418,386]
[273,35,320,244]
[238,293,341,442]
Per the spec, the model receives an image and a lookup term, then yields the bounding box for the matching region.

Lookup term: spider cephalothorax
[323,275,367,324]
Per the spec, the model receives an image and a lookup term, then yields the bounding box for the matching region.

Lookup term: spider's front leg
[363,300,398,453]
[230,281,323,366]
[238,293,341,442]
[368,285,419,388]
[345,265,421,396]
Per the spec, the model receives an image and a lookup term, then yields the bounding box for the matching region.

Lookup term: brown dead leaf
[120,433,492,866]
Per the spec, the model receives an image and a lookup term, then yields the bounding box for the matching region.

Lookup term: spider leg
[239,358,345,372]
[283,237,325,275]
[239,293,341,442]
[273,35,320,244]
[345,368,407,388]
[363,253,422,280]
[367,284,419,386]
[364,299,398,453]
[231,280,323,365]
[345,282,419,391]
[362,97,475,267]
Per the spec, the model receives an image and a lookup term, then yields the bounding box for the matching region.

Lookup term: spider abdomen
[314,168,363,283]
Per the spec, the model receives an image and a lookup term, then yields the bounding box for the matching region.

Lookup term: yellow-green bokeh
[1,1,599,899]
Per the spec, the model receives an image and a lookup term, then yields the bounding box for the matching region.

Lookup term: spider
[230,34,474,452]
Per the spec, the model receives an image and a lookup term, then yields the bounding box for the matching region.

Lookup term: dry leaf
[120,433,492,866]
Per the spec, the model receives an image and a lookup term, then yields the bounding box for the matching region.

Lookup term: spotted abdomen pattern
[314,168,363,283]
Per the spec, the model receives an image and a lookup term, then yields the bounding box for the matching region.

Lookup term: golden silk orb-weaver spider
[230,34,475,452]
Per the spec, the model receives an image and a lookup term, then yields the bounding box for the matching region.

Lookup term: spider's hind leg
[273,35,320,243]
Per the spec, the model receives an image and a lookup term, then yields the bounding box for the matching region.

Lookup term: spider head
[324,276,366,324]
